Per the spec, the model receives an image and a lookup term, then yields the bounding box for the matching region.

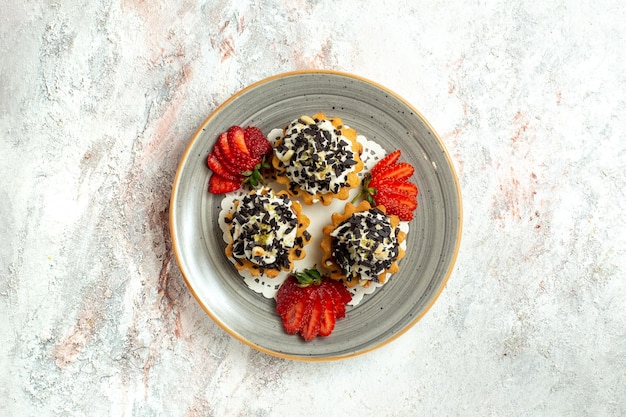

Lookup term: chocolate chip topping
[275,117,358,195]
[330,208,400,281]
[229,189,299,270]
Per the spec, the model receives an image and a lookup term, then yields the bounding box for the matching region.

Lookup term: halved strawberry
[371,149,401,177]
[208,173,240,194]
[244,126,272,159]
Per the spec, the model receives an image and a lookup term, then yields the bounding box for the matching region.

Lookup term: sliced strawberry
[281,297,307,335]
[324,285,345,319]
[318,289,336,337]
[324,280,351,319]
[393,180,419,198]
[207,152,243,182]
[213,145,243,177]
[217,129,256,173]
[244,126,272,159]
[371,149,401,177]
[216,131,244,172]
[228,126,259,171]
[276,276,300,316]
[375,178,418,199]
[353,149,419,221]
[372,162,414,183]
[327,279,352,304]
[300,291,322,341]
[216,131,235,160]
[375,191,418,221]
[208,173,240,194]
[275,269,350,341]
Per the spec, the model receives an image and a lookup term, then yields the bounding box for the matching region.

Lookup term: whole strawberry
[276,268,352,341]
[355,150,419,221]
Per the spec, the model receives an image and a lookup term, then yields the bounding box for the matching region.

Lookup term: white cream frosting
[274,117,359,195]
[229,188,298,267]
[329,208,400,282]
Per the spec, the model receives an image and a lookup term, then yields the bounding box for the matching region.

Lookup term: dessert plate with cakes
[170,70,462,361]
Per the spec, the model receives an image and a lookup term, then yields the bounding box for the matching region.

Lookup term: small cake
[272,113,364,205]
[224,187,311,278]
[320,200,406,287]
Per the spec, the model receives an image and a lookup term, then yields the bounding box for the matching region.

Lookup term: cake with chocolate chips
[320,200,406,287]
[272,112,364,205]
[224,187,311,278]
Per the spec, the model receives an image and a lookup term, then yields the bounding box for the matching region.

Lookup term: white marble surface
[2,0,625,416]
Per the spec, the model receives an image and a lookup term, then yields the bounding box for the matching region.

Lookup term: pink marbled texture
[2,0,625,416]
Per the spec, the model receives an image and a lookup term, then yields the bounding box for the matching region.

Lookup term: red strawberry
[371,162,414,184]
[371,149,401,177]
[208,173,241,194]
[207,152,243,182]
[300,291,322,341]
[244,126,272,159]
[324,280,352,319]
[374,191,418,221]
[374,178,418,199]
[318,290,337,336]
[216,131,236,161]
[353,149,419,221]
[281,289,312,335]
[207,125,272,195]
[216,130,249,173]
[276,274,302,315]
[393,180,419,198]
[212,145,239,176]
[275,268,351,341]
[228,126,260,171]
[281,299,308,335]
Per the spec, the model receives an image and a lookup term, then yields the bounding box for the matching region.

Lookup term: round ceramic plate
[170,70,462,361]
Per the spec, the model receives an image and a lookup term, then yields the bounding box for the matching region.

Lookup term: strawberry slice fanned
[353,149,419,221]
[206,125,273,194]
[207,153,244,183]
[275,268,352,341]
[281,297,308,335]
[208,173,241,194]
[300,291,323,341]
[227,125,260,172]
[370,149,401,177]
[324,279,351,319]
[371,162,414,184]
[244,126,273,158]
[318,290,338,336]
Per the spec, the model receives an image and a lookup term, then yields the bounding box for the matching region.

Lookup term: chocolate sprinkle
[330,208,399,281]
[274,117,359,194]
[229,190,301,271]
